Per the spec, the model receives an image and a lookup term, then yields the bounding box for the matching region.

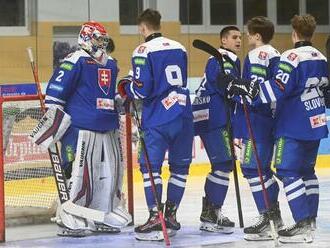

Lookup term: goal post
[0,94,134,242]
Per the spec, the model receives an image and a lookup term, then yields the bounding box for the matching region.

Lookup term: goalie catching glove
[29,106,71,149]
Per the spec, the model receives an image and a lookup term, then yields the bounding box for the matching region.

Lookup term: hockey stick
[202,42,279,246]
[192,39,244,228]
[26,47,106,223]
[130,101,170,246]
[327,35,330,74]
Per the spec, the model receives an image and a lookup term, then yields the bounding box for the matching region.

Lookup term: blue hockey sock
[167,172,188,206]
[303,175,319,218]
[247,175,279,213]
[283,177,310,222]
[204,169,230,208]
[142,172,163,209]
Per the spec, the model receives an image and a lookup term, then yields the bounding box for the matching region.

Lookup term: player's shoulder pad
[218,48,238,62]
[62,49,90,65]
[281,46,327,69]
[132,37,186,58]
[248,44,280,67]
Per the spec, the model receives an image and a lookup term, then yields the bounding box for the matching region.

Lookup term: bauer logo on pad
[98,68,111,95]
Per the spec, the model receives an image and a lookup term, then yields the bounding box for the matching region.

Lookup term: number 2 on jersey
[55,70,64,82]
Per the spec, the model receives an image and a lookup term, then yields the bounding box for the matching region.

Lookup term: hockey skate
[199,197,235,234]
[92,222,121,234]
[278,219,313,243]
[164,201,181,237]
[244,202,283,241]
[135,206,164,241]
[57,224,87,237]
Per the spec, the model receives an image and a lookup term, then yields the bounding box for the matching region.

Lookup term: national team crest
[258,51,268,60]
[98,68,111,95]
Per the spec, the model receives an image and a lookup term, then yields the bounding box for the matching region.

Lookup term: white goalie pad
[29,106,71,149]
[68,129,131,228]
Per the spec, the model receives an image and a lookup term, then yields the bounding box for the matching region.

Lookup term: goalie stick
[193,40,279,246]
[26,47,106,223]
[192,39,244,228]
[130,100,170,246]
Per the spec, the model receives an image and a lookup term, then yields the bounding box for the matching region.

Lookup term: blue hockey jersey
[254,44,329,140]
[192,48,241,135]
[235,44,280,141]
[124,34,192,128]
[45,49,119,132]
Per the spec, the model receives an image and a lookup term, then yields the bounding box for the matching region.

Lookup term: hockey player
[33,21,131,236]
[192,26,241,233]
[117,9,193,241]
[227,14,329,243]
[235,17,282,241]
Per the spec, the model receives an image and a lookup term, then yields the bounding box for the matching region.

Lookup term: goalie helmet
[78,21,109,56]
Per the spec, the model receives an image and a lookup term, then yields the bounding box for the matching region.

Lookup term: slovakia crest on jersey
[287,52,298,61]
[98,68,111,95]
[258,51,268,60]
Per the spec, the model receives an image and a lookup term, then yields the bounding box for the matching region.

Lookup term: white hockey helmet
[78,21,109,54]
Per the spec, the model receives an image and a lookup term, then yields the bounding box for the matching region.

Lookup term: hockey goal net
[0,95,134,241]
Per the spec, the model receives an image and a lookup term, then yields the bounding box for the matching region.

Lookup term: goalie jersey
[45,49,119,132]
[254,44,329,140]
[235,44,280,141]
[124,34,192,128]
[192,48,241,135]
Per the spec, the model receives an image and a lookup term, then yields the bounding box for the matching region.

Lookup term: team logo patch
[138,46,146,53]
[98,68,111,95]
[258,51,268,60]
[193,109,209,122]
[309,113,327,128]
[287,52,298,61]
[96,98,114,110]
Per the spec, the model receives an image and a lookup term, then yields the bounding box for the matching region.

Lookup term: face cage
[92,33,109,50]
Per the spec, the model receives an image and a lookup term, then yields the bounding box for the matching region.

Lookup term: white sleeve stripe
[214,170,230,179]
[129,82,146,99]
[144,178,162,187]
[264,81,277,102]
[286,187,305,201]
[259,86,268,103]
[45,95,66,104]
[247,176,266,184]
[168,177,186,188]
[306,188,319,195]
[250,178,275,192]
[284,179,303,193]
[171,173,187,180]
[207,174,229,186]
[129,82,140,99]
[143,173,160,179]
[304,179,319,187]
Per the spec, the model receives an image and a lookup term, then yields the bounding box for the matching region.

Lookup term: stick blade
[192,39,222,61]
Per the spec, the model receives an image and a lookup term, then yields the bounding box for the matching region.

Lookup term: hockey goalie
[30,21,131,237]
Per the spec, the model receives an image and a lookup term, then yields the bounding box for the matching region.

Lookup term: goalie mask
[78,21,109,61]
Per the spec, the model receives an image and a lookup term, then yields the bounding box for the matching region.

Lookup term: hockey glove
[117,76,133,98]
[227,78,260,100]
[217,73,236,91]
[322,85,330,108]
